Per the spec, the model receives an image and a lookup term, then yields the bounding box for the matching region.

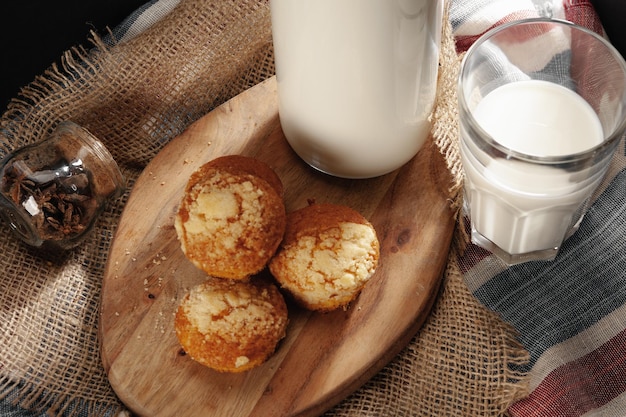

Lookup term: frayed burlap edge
[0,378,119,417]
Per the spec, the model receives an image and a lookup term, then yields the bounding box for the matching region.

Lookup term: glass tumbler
[459,18,626,264]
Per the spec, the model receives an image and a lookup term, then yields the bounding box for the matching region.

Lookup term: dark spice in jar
[2,157,98,241]
[0,121,125,249]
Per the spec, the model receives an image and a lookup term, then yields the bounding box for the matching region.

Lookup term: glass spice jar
[0,121,125,249]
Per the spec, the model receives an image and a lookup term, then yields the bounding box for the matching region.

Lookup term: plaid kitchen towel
[452,0,626,416]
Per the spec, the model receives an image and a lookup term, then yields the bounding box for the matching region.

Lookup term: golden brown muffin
[175,277,289,373]
[269,203,380,311]
[175,155,286,279]
[205,154,284,198]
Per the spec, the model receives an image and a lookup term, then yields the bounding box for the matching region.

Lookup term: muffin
[205,154,284,198]
[174,277,289,373]
[269,203,380,311]
[175,155,286,279]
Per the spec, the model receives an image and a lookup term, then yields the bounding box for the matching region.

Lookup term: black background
[1,0,147,113]
[590,0,626,58]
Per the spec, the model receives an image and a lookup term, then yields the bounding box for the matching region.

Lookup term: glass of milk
[459,18,626,265]
[270,0,443,179]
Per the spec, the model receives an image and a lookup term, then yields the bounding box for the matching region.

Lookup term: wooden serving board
[100,76,456,417]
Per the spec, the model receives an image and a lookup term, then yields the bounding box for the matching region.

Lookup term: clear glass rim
[458,17,626,164]
[58,120,126,198]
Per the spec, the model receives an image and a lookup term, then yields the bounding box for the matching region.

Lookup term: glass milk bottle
[271,0,443,179]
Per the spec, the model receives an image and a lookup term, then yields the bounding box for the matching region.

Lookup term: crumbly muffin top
[182,278,287,345]
[175,277,288,372]
[278,221,378,293]
[269,203,380,311]
[179,171,268,256]
[175,158,286,279]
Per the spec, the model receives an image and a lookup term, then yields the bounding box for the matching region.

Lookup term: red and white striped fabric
[451,0,605,53]
[450,1,626,416]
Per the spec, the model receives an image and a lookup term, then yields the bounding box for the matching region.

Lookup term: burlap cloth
[0,0,529,415]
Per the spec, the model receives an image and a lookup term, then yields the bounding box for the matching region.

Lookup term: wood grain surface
[99,76,456,417]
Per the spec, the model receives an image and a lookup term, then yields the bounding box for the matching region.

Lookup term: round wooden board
[99,76,456,417]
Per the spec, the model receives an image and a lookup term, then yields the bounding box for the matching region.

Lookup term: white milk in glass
[462,80,604,256]
[271,0,442,178]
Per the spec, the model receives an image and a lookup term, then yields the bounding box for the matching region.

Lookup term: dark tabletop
[590,0,626,58]
[1,0,147,113]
